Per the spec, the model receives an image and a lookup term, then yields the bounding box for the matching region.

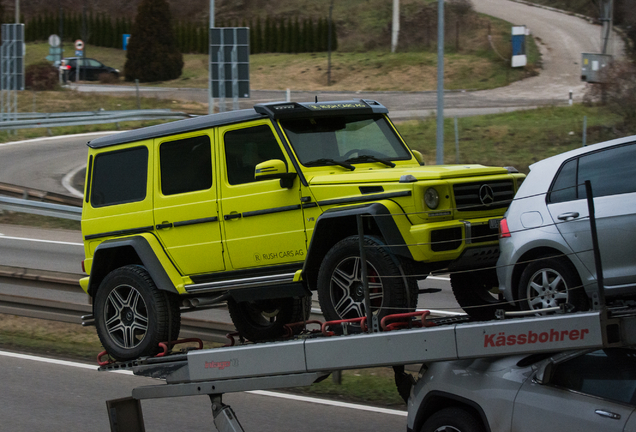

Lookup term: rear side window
[160,135,212,195]
[90,146,148,207]
[577,143,636,198]
[549,142,636,203]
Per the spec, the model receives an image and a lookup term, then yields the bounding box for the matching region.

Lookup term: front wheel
[94,265,181,361]
[421,407,485,432]
[451,269,510,321]
[317,235,417,324]
[517,257,589,313]
[227,296,311,342]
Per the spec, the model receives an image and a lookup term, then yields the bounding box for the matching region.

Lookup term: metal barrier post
[357,215,377,332]
[585,180,606,310]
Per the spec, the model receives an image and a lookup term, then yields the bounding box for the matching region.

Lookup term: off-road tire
[518,257,589,313]
[94,265,181,361]
[227,296,311,342]
[451,269,510,321]
[317,235,417,325]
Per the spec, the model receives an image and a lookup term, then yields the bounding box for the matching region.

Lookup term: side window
[550,349,636,405]
[548,159,577,203]
[224,125,286,185]
[91,146,148,207]
[577,143,636,199]
[160,135,212,195]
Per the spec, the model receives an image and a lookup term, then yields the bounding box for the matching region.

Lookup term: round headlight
[424,187,439,209]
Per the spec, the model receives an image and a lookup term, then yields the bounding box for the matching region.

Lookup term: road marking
[0,234,83,247]
[0,349,408,416]
[428,275,450,281]
[247,390,407,417]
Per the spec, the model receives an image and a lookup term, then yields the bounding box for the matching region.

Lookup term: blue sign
[75,50,84,57]
[123,34,131,51]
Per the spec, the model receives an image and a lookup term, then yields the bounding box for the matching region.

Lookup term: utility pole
[208,0,215,115]
[328,0,334,85]
[436,0,445,164]
[15,0,19,23]
[599,0,613,54]
[391,0,400,53]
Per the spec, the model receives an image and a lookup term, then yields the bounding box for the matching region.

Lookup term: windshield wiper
[303,158,355,171]
[345,154,396,168]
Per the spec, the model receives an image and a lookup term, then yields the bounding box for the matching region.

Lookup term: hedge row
[24,14,338,54]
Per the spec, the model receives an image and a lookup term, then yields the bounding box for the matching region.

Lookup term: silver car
[407,348,636,432]
[496,135,636,312]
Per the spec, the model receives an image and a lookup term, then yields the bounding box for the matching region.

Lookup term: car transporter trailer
[101,305,636,432]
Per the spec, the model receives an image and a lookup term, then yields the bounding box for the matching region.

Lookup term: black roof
[88,99,388,149]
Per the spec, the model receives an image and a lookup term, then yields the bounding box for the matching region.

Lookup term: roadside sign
[75,39,84,51]
[75,50,83,57]
[511,26,527,68]
[123,34,131,51]
[48,34,61,47]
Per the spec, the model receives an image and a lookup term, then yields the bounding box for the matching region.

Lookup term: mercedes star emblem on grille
[479,184,495,206]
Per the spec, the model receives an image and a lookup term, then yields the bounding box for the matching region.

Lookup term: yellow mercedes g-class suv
[81,100,524,360]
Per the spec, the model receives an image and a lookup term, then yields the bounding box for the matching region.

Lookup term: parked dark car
[59,57,119,82]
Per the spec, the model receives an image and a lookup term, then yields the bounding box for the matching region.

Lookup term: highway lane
[0,132,115,196]
[0,350,406,432]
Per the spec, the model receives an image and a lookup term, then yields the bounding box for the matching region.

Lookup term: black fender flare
[302,202,412,290]
[87,236,178,297]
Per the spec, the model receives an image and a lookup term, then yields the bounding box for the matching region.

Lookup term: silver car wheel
[525,268,569,310]
[104,284,149,349]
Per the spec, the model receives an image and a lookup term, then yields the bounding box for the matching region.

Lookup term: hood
[307,164,510,185]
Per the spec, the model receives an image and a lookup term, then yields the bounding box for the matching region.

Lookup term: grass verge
[0,314,406,407]
[396,105,626,173]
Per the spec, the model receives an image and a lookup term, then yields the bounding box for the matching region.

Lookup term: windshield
[280,115,412,167]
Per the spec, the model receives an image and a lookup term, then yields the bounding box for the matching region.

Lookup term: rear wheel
[94,265,180,361]
[517,257,589,313]
[451,269,510,321]
[227,296,311,342]
[317,235,417,325]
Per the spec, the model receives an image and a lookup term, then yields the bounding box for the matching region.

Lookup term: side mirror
[412,150,425,166]
[534,361,554,384]
[254,159,296,188]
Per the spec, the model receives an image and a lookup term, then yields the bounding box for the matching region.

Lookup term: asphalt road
[0,350,407,432]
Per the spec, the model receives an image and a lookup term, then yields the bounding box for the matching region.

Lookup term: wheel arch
[413,391,491,432]
[302,202,413,291]
[87,236,178,297]
[510,246,579,301]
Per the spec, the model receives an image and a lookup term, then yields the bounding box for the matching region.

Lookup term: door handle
[155,222,173,229]
[557,212,579,221]
[595,409,621,420]
[224,212,242,220]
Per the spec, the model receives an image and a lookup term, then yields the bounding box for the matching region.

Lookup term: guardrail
[0,181,82,207]
[0,196,82,220]
[0,266,235,343]
[0,109,191,131]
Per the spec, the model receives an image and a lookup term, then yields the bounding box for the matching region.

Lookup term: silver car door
[512,349,636,432]
[547,143,636,290]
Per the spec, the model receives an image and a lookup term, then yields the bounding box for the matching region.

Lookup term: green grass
[396,105,624,173]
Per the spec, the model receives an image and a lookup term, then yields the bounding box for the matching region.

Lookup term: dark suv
[60,57,119,81]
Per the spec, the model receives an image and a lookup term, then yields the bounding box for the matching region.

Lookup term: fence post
[356,214,377,333]
[585,180,606,310]
[582,115,587,147]
[454,116,459,164]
